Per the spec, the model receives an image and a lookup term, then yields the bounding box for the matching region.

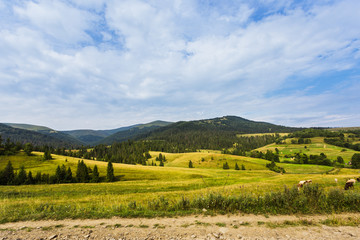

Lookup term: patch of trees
[290,138,312,144]
[250,150,280,162]
[283,152,344,167]
[0,135,22,156]
[0,160,115,185]
[266,160,285,173]
[324,138,360,151]
[351,153,360,169]
[225,135,279,155]
[288,129,342,138]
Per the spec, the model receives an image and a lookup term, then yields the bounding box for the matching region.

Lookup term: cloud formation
[0,0,359,129]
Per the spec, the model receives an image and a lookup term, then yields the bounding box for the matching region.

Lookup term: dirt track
[1,213,360,240]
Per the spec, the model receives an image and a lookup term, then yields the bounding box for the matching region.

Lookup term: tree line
[0,160,115,185]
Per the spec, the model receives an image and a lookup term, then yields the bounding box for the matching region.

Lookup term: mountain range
[1,116,300,147]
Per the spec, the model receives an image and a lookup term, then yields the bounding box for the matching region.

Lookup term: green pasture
[256,137,358,163]
[1,144,360,223]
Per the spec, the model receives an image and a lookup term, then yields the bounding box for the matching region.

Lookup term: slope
[135,116,300,150]
[98,120,172,145]
[0,123,82,148]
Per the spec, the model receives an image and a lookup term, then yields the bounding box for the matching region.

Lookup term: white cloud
[0,0,359,129]
[14,0,97,44]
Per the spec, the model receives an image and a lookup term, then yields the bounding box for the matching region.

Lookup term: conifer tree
[188,160,194,168]
[65,167,73,183]
[35,172,42,184]
[55,165,62,183]
[16,165,27,185]
[1,161,15,185]
[91,165,100,183]
[235,163,240,170]
[76,160,89,182]
[159,159,164,167]
[241,164,246,170]
[43,149,52,160]
[27,171,34,184]
[106,161,115,182]
[223,162,229,169]
[24,143,33,156]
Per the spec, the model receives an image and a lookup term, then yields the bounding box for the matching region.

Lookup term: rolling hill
[0,123,82,147]
[131,116,301,150]
[2,116,300,147]
[98,120,172,145]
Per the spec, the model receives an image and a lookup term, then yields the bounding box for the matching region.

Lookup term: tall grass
[1,184,360,223]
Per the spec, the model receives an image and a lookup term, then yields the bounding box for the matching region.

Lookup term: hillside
[0,124,82,148]
[135,116,301,150]
[98,120,172,145]
[62,125,142,145]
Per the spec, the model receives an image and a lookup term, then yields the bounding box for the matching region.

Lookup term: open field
[256,137,359,163]
[1,138,360,223]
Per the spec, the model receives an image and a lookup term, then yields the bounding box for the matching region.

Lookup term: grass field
[256,137,358,163]
[1,138,360,223]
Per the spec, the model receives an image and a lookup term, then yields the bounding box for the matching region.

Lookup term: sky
[0,0,359,130]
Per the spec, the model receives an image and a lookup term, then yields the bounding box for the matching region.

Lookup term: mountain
[4,123,84,147]
[98,121,173,145]
[62,124,142,145]
[1,116,299,148]
[0,123,82,148]
[131,116,301,150]
[144,116,299,136]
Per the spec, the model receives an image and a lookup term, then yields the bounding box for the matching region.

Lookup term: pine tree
[223,162,229,170]
[159,160,164,167]
[35,172,42,184]
[26,171,34,184]
[76,160,89,182]
[16,166,27,185]
[43,149,52,160]
[24,143,33,156]
[91,165,100,183]
[241,164,246,170]
[1,161,15,185]
[65,167,73,183]
[189,160,194,168]
[106,161,115,182]
[235,163,240,170]
[55,165,62,183]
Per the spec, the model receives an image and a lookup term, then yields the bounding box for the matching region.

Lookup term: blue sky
[0,0,359,130]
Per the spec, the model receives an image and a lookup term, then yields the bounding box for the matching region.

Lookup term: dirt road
[1,213,359,240]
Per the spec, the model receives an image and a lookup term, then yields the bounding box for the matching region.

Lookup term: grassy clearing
[257,137,359,163]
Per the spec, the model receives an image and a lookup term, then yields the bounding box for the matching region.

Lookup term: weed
[215,222,226,227]
[239,222,250,226]
[81,225,95,229]
[139,225,149,228]
[195,220,211,226]
[153,223,166,229]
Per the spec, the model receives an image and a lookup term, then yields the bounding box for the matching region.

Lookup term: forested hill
[62,124,143,145]
[134,116,301,150]
[98,121,173,145]
[0,123,82,148]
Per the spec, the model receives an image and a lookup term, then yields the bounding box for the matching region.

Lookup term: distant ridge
[97,121,173,145]
[4,123,83,146]
[0,123,82,147]
[1,116,301,147]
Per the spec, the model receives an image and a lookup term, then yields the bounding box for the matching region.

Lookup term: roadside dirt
[1,213,360,240]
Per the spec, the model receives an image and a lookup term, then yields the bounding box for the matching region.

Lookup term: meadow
[1,137,360,223]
